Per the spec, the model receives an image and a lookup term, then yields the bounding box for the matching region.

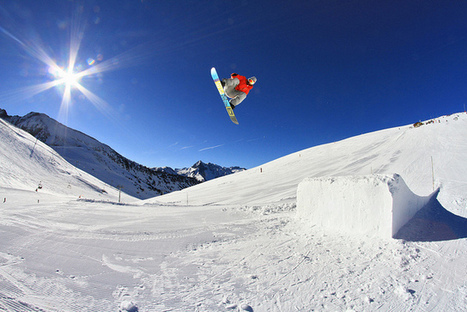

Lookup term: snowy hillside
[0,118,133,202]
[0,113,466,311]
[1,109,199,199]
[147,113,467,217]
[155,160,246,182]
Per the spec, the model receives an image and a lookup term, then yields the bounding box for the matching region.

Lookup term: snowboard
[211,67,239,125]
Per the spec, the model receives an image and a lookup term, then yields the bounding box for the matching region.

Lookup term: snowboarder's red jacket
[231,73,253,95]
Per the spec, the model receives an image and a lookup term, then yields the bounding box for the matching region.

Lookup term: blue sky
[0,1,466,169]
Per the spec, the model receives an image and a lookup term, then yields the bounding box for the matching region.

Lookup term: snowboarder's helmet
[248,77,257,85]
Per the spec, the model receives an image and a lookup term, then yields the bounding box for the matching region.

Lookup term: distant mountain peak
[155,160,246,182]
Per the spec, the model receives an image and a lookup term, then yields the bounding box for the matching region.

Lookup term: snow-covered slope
[1,109,199,199]
[147,113,467,216]
[0,118,132,202]
[0,113,466,312]
[155,160,246,182]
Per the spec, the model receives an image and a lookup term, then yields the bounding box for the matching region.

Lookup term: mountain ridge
[0,109,199,199]
[154,160,245,182]
[0,109,246,199]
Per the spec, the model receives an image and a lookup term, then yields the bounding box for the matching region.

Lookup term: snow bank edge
[296,174,438,239]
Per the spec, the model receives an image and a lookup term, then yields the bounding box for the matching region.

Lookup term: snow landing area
[0,196,466,311]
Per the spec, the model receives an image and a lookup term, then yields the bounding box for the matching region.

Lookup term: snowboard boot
[229,102,236,110]
[221,79,226,88]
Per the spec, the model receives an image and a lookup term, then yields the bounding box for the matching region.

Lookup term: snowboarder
[221,73,257,109]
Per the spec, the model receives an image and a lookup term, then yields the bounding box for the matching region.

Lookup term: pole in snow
[431,156,435,191]
[117,185,123,203]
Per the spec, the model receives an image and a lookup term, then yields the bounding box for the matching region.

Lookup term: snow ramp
[296,174,438,239]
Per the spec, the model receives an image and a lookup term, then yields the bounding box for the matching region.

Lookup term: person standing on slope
[221,73,257,109]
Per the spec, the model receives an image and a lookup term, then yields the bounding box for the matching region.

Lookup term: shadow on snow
[395,196,467,242]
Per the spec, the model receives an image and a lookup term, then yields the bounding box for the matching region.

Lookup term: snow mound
[119,301,138,312]
[296,174,437,238]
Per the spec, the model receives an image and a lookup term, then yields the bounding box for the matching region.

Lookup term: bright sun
[0,6,138,122]
[50,66,82,89]
[61,68,81,88]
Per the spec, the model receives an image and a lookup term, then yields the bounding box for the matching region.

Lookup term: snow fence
[296,174,437,239]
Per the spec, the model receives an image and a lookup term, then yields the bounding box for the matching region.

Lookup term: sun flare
[61,68,81,89]
[0,16,117,122]
[49,65,82,90]
[0,3,156,124]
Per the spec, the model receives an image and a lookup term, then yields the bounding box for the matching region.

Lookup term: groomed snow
[0,113,466,311]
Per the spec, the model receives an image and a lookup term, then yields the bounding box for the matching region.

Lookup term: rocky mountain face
[0,109,199,199]
[154,160,245,182]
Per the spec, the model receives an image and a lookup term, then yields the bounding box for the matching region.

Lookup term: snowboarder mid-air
[221,73,257,109]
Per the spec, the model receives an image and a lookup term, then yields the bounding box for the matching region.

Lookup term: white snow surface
[296,174,436,238]
[1,113,467,311]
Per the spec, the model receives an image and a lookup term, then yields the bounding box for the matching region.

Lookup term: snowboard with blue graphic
[211,67,239,125]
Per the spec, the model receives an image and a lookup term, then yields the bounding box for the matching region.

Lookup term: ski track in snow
[0,199,465,311]
[0,113,466,311]
[148,215,465,311]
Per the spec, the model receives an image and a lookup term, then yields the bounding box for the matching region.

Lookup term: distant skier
[221,73,257,109]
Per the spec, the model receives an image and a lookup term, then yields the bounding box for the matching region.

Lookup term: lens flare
[50,66,82,89]
[1,5,158,125]
[0,13,115,123]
